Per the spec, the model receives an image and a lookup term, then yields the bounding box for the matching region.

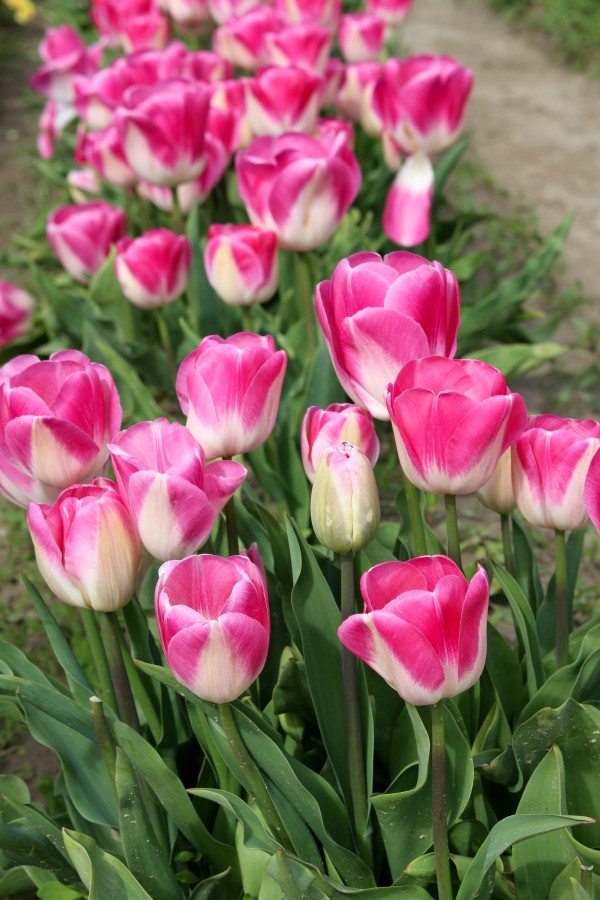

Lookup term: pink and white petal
[203,459,247,513]
[584,448,600,535]
[5,415,101,490]
[360,559,428,611]
[27,503,86,607]
[382,154,434,248]
[456,564,489,691]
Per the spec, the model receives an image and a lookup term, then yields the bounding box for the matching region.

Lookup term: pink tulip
[301,404,379,483]
[182,50,233,82]
[366,0,413,25]
[155,552,269,702]
[204,225,279,307]
[28,478,140,612]
[137,181,174,211]
[120,12,171,52]
[115,229,191,309]
[314,116,355,148]
[67,168,102,202]
[47,201,127,283]
[176,107,236,212]
[213,9,285,72]
[162,0,211,28]
[0,283,34,348]
[176,333,287,459]
[386,357,528,494]
[207,0,264,25]
[274,0,341,33]
[584,450,600,537]
[477,449,515,516]
[109,419,246,560]
[236,131,361,251]
[246,67,323,137]
[116,80,210,186]
[30,26,103,103]
[513,415,600,531]
[333,61,381,132]
[0,351,122,507]
[339,556,489,705]
[208,79,252,151]
[339,13,385,63]
[75,125,137,190]
[264,23,331,76]
[382,153,435,247]
[323,58,344,106]
[91,0,157,45]
[315,251,460,419]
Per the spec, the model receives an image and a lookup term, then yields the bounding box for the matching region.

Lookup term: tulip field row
[0,0,598,897]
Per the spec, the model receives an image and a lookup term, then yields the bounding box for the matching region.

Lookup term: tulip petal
[383,154,434,248]
[5,415,101,490]
[203,459,247,513]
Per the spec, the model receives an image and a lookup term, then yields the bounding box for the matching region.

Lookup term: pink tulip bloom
[91,0,156,45]
[176,333,287,459]
[274,0,341,33]
[120,12,171,52]
[264,23,331,76]
[382,153,435,247]
[236,131,361,251]
[137,181,174,211]
[333,61,382,132]
[28,478,140,612]
[246,66,323,138]
[301,403,379,483]
[162,0,211,28]
[205,224,279,307]
[115,229,191,309]
[314,116,355,148]
[110,419,246,560]
[477,449,515,516]
[155,552,270,702]
[0,351,122,507]
[366,0,413,25]
[30,26,103,104]
[182,50,233,82]
[584,450,600,537]
[176,107,236,212]
[67,168,102,203]
[209,79,252,151]
[323,58,345,106]
[116,80,210,186]
[75,124,137,190]
[47,201,127,283]
[315,251,460,419]
[213,9,285,72]
[386,357,528,494]
[207,0,264,25]
[513,415,600,531]
[339,13,385,63]
[339,556,489,705]
[0,283,34,348]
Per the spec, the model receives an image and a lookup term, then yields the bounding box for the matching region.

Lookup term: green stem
[444,494,462,570]
[500,514,515,576]
[241,306,253,333]
[219,703,291,849]
[156,308,176,379]
[555,529,569,668]
[222,456,239,555]
[431,702,453,900]
[98,612,140,731]
[294,252,316,350]
[403,472,428,556]
[580,864,593,892]
[80,609,118,713]
[339,554,371,864]
[90,696,116,784]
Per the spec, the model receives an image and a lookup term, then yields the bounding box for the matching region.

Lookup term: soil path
[404,0,600,308]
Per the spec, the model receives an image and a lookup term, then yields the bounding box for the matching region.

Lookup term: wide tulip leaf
[484,622,523,722]
[549,858,600,899]
[491,562,545,699]
[62,830,153,900]
[0,816,76,887]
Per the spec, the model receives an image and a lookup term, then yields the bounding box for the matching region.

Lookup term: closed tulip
[207,0,263,25]
[236,131,361,251]
[382,153,435,247]
[0,282,34,348]
[584,450,600,537]
[315,251,460,419]
[28,478,140,612]
[310,443,380,554]
[75,124,137,190]
[115,229,191,309]
[163,0,210,28]
[176,333,287,459]
[386,357,527,494]
[301,403,379,483]
[182,50,232,82]
[264,23,331,76]
[366,0,412,24]
[339,556,489,705]
[246,67,323,137]
[116,80,210,186]
[67,168,102,203]
[110,419,246,560]
[120,11,171,52]
[155,552,269,702]
[176,107,236,212]
[91,0,157,45]
[30,25,103,104]
[477,449,515,516]
[47,201,127,283]
[274,0,341,33]
[213,9,285,72]
[0,351,122,507]
[513,415,600,531]
[333,61,382,132]
[339,13,385,63]
[204,224,279,307]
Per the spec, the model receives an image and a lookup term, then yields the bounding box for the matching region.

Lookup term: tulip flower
[236,132,361,252]
[155,552,269,702]
[182,50,232,82]
[315,251,460,419]
[27,478,140,612]
[109,419,246,560]
[176,107,236,212]
[264,23,332,76]
[30,25,103,104]
[176,333,287,459]
[339,13,385,63]
[274,0,341,33]
[333,61,382,133]
[208,79,252,151]
[213,9,285,72]
[301,403,379,483]
[75,125,137,190]
[386,357,528,495]
[310,443,380,554]
[0,282,34,348]
[116,80,210,186]
[120,11,170,52]
[584,449,600,537]
[245,67,324,137]
[207,0,263,25]
[0,350,122,508]
[162,0,210,28]
[513,415,600,532]
[204,225,279,307]
[115,229,191,309]
[477,449,515,516]
[67,168,102,203]
[137,181,174,212]
[47,201,127,283]
[91,0,157,45]
[365,0,413,24]
[338,555,489,704]
[382,153,435,247]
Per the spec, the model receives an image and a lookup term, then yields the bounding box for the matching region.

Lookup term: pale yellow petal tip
[4,0,37,24]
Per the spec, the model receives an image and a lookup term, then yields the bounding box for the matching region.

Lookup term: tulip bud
[310,442,380,554]
[339,13,385,63]
[477,449,515,515]
[27,478,140,612]
[204,224,279,307]
[47,201,127,284]
[301,403,379,483]
[0,282,34,348]
[115,229,191,309]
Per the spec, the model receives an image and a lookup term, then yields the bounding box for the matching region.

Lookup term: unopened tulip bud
[477,449,515,515]
[310,442,379,554]
[204,224,278,307]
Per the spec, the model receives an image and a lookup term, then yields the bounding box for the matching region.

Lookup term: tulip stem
[99,612,140,732]
[80,610,118,714]
[156,309,176,379]
[403,473,428,556]
[90,696,116,784]
[431,702,453,900]
[444,494,462,570]
[500,514,515,576]
[218,703,291,850]
[295,252,316,351]
[340,553,371,865]
[555,529,569,668]
[222,457,239,555]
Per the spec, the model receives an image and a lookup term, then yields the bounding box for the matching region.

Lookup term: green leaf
[62,830,153,899]
[189,868,232,899]
[537,530,586,655]
[491,562,545,699]
[473,342,565,378]
[484,622,523,722]
[37,882,84,900]
[0,775,30,806]
[549,858,600,899]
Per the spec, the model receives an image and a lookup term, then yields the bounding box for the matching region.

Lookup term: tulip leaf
[190,789,278,855]
[0,818,76,886]
[491,562,545,699]
[549,858,600,899]
[484,622,523,722]
[62,829,153,899]
[473,342,565,379]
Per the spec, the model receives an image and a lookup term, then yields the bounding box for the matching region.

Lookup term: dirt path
[404,0,600,308]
